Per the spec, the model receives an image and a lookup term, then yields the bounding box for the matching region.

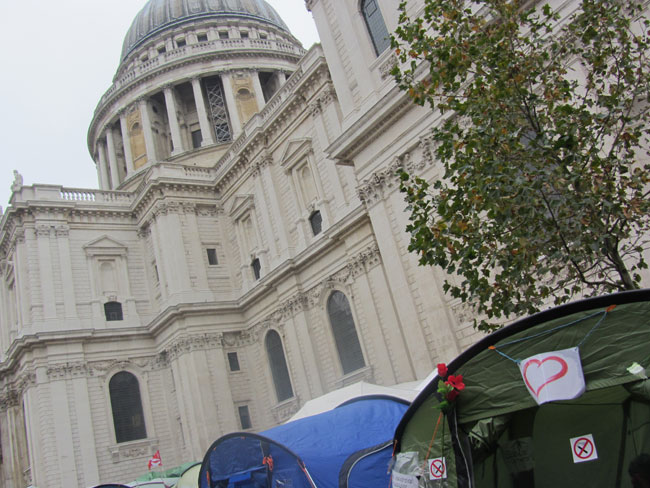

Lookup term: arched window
[109,372,147,443]
[265,330,294,402]
[104,301,123,321]
[361,0,390,55]
[327,291,365,374]
[309,210,323,236]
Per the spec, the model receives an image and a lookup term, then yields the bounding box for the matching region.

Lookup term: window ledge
[109,438,158,463]
[272,396,300,423]
[335,366,374,389]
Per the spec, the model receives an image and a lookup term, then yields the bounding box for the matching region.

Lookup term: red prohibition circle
[573,437,594,459]
[430,459,445,478]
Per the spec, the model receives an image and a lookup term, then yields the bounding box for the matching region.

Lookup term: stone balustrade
[97,38,306,109]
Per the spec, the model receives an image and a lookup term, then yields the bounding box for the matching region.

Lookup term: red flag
[148,450,162,470]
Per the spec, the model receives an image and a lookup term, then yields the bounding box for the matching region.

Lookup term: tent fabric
[393,290,650,488]
[287,381,420,421]
[176,463,201,488]
[200,396,410,488]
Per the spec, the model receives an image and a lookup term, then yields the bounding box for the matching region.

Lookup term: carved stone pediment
[83,235,128,257]
[280,138,312,172]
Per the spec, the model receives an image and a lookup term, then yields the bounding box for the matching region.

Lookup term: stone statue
[11,170,23,193]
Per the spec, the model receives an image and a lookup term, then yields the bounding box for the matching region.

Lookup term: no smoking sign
[428,457,447,480]
[570,434,598,463]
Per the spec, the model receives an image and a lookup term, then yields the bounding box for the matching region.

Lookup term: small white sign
[428,457,447,480]
[392,471,419,488]
[518,347,585,405]
[570,434,598,463]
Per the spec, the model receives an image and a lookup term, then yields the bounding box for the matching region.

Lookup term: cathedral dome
[121,0,290,61]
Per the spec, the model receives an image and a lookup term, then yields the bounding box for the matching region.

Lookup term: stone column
[291,308,324,396]
[105,128,121,189]
[310,101,346,214]
[257,157,289,261]
[96,143,110,190]
[138,97,158,163]
[360,192,433,378]
[55,226,78,323]
[119,110,135,175]
[277,71,287,84]
[191,77,215,146]
[251,70,267,109]
[220,72,242,139]
[163,85,185,156]
[13,230,29,331]
[35,225,57,322]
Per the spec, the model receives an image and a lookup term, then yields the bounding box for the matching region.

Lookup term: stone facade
[0,1,491,486]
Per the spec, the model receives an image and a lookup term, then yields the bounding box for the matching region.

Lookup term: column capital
[162,83,175,92]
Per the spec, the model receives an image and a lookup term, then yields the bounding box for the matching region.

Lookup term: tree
[391,0,650,331]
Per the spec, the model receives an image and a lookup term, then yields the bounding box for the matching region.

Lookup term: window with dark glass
[197,33,208,42]
[104,301,123,321]
[206,248,218,265]
[157,46,166,55]
[327,291,365,374]
[228,352,240,372]
[176,38,186,48]
[191,129,202,149]
[251,258,261,280]
[361,0,390,55]
[219,31,229,39]
[238,405,252,429]
[309,210,322,236]
[240,31,249,39]
[265,330,294,402]
[109,372,147,443]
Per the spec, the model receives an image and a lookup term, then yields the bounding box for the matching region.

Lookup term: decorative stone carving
[378,53,398,79]
[109,439,158,463]
[317,86,337,107]
[164,333,224,361]
[271,397,300,423]
[47,362,92,380]
[35,225,52,238]
[0,390,19,412]
[55,225,70,237]
[152,201,181,217]
[309,101,322,117]
[451,300,478,326]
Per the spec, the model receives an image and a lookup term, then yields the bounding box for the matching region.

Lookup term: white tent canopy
[287,380,422,422]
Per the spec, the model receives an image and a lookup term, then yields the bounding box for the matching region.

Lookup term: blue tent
[199,395,410,488]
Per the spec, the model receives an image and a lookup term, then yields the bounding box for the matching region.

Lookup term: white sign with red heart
[518,347,585,405]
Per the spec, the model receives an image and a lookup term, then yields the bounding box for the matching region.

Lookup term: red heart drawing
[522,356,568,398]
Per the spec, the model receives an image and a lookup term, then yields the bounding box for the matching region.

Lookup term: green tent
[392,290,650,487]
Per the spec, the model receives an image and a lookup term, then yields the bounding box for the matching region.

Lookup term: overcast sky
[0,0,320,209]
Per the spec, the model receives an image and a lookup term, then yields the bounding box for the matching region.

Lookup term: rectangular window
[240,31,249,39]
[219,31,229,39]
[259,33,267,39]
[176,38,186,48]
[191,129,203,149]
[228,352,240,371]
[197,33,208,42]
[206,248,218,265]
[238,405,252,429]
[157,46,166,54]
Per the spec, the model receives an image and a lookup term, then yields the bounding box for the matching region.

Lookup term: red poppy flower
[447,389,460,401]
[446,375,465,391]
[437,363,448,377]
